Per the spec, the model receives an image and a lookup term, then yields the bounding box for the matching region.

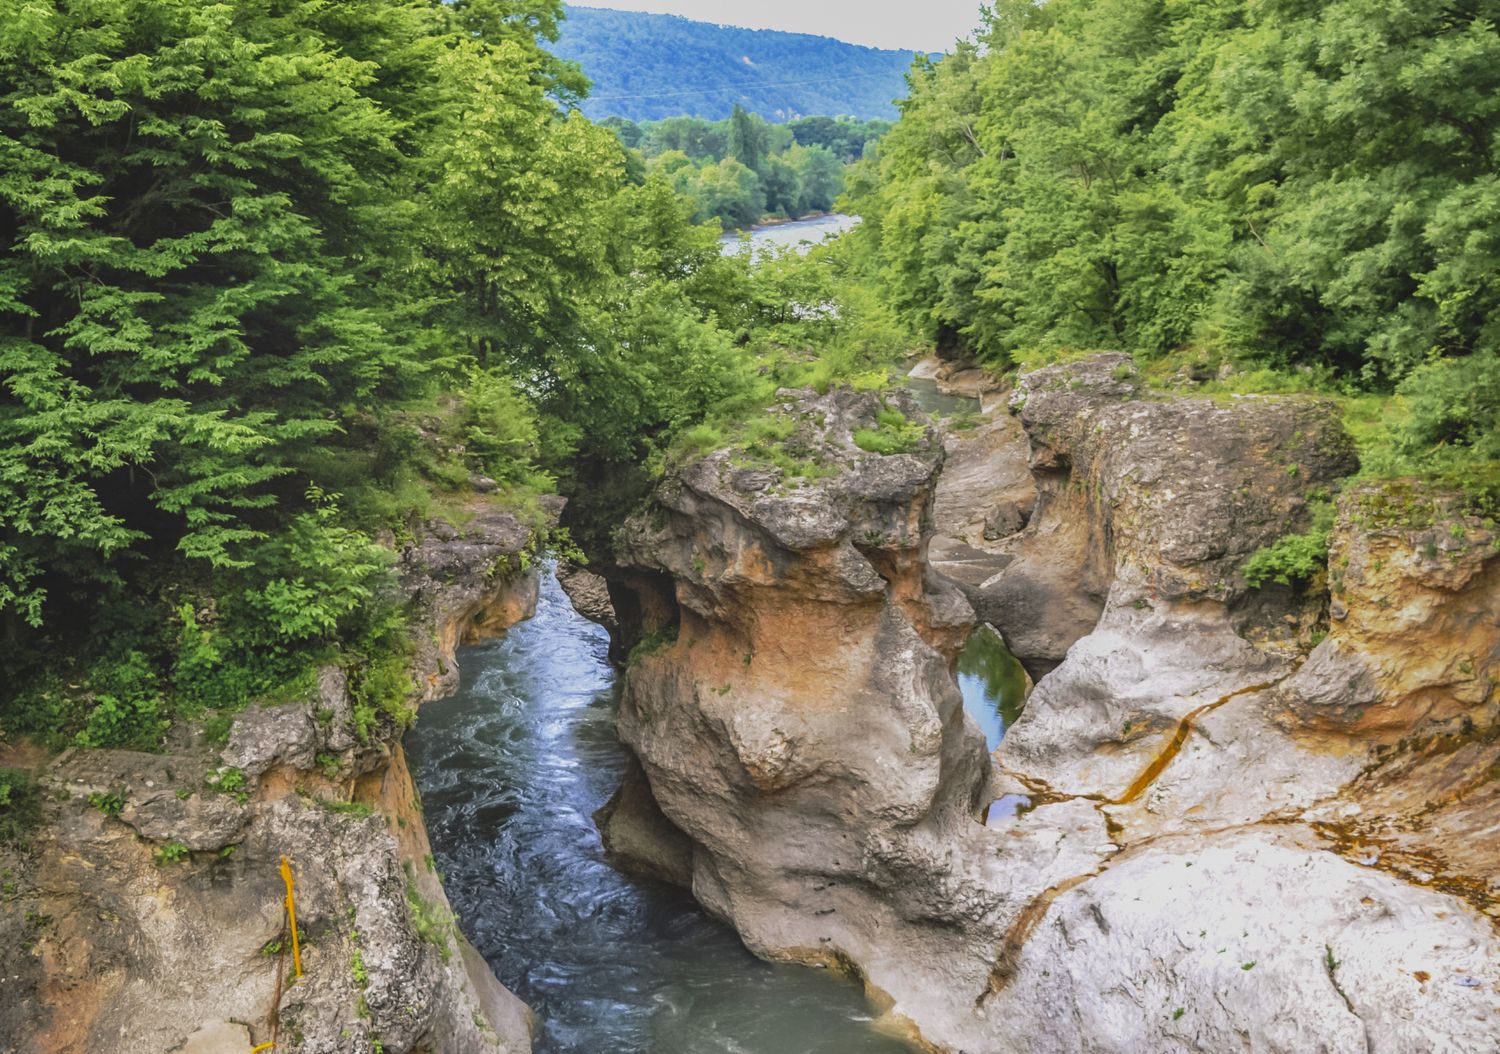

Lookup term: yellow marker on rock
[279,855,303,979]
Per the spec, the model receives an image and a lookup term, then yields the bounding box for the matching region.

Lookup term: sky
[570,2,985,53]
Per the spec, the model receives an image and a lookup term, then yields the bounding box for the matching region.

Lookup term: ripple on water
[405,569,913,1054]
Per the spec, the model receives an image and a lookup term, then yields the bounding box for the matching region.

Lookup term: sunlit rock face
[976,364,1498,1054]
[607,367,1500,1053]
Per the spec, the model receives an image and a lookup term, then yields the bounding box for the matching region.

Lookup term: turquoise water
[902,376,981,419]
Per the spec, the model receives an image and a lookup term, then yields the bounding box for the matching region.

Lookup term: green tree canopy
[844,0,1500,472]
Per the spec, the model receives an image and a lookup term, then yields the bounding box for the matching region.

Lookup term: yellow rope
[279,855,304,979]
[251,858,303,1053]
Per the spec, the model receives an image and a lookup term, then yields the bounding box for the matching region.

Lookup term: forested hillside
[845,0,1500,498]
[554,5,916,121]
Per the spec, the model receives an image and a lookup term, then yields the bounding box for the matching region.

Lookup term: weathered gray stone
[987,828,1500,1054]
[595,757,694,888]
[604,368,1500,1054]
[982,499,1028,540]
[4,509,548,1054]
[223,703,319,778]
[556,562,618,632]
[172,1021,252,1054]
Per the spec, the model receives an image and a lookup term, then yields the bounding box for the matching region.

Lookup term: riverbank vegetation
[842,0,1500,502]
[0,0,884,751]
[605,109,888,229]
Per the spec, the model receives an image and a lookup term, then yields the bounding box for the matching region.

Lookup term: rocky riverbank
[601,360,1500,1052]
[0,504,546,1054]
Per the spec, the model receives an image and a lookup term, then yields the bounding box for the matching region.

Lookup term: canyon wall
[0,505,543,1054]
[606,363,1500,1052]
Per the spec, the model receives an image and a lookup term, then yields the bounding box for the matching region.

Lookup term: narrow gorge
[5,349,1496,1054]
[3,3,1498,1049]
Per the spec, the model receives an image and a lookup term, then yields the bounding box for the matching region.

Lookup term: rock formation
[604,362,1500,1052]
[0,504,541,1054]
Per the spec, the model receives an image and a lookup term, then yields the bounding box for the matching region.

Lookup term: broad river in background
[720,213,859,257]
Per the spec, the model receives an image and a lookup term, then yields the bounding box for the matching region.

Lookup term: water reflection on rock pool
[957,623,1030,751]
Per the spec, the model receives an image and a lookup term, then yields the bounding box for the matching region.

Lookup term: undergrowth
[0,769,42,847]
[853,406,926,455]
[1242,497,1337,588]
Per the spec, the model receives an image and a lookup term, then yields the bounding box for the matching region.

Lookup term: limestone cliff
[605,364,1500,1053]
[0,504,543,1054]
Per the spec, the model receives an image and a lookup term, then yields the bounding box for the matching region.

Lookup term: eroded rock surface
[0,506,543,1054]
[556,562,618,633]
[606,387,1007,1043]
[985,363,1498,1052]
[608,364,1500,1053]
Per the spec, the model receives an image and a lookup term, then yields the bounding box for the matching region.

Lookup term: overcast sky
[570,2,985,53]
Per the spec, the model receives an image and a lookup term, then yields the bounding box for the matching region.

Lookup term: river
[406,572,914,1053]
[403,343,1033,1051]
[406,568,1025,1052]
[720,213,859,257]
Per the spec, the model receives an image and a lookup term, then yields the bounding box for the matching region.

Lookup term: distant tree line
[604,109,890,229]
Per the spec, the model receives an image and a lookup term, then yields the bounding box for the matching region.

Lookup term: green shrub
[154,841,190,866]
[404,874,454,960]
[204,767,250,805]
[626,626,679,666]
[61,647,171,750]
[321,799,375,819]
[1242,500,1337,589]
[853,407,925,455]
[351,943,370,988]
[87,791,125,818]
[348,653,416,744]
[463,370,549,488]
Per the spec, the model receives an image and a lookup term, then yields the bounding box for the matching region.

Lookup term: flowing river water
[720,213,859,257]
[407,573,915,1053]
[408,572,1028,1053]
[406,218,1031,1053]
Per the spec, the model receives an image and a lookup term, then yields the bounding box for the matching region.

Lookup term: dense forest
[552,5,915,122]
[2,0,1497,757]
[605,110,889,229]
[0,0,897,750]
[844,0,1500,495]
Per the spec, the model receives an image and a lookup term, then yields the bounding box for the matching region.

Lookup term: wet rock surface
[608,365,1500,1052]
[1,506,545,1054]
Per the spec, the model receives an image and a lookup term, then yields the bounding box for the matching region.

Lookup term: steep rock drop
[601,362,1500,1053]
